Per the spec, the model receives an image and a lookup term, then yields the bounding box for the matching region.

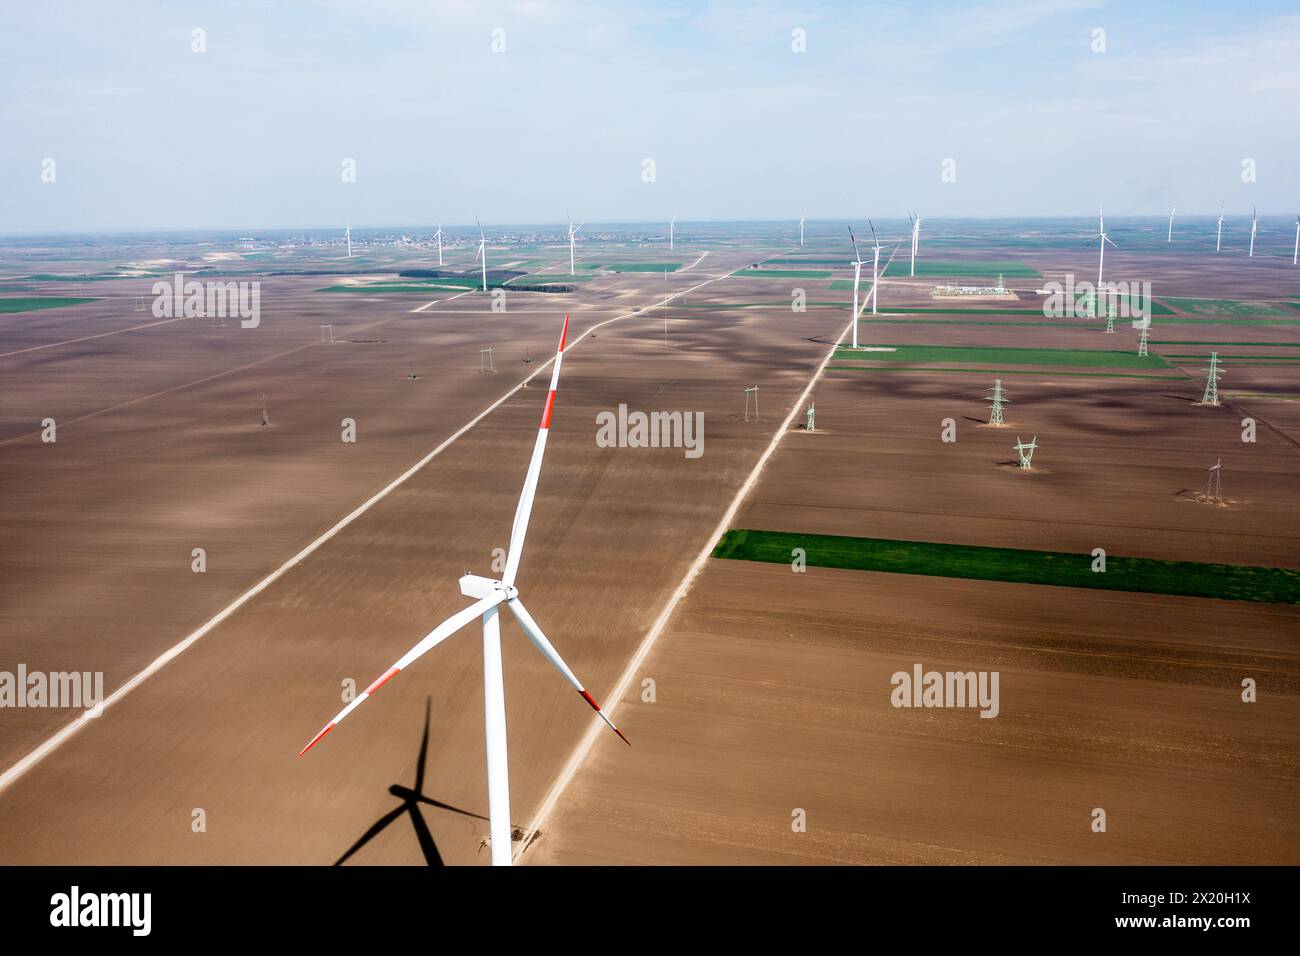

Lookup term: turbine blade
[848,226,862,265]
[299,592,505,756]
[507,598,629,746]
[501,314,570,588]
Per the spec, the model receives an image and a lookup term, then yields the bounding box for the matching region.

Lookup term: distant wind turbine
[1216,202,1225,252]
[433,222,444,267]
[1168,207,1175,243]
[567,217,583,274]
[909,212,923,277]
[867,220,883,314]
[799,214,805,247]
[300,315,628,867]
[345,225,352,259]
[1293,216,1298,266]
[848,226,866,349]
[1089,208,1116,292]
[669,215,677,252]
[1249,207,1258,258]
[475,218,487,292]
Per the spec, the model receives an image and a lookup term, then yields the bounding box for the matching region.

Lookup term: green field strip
[0,296,100,313]
[1161,296,1292,317]
[762,257,851,265]
[827,365,1178,379]
[832,344,1170,369]
[594,262,682,272]
[1073,292,1175,316]
[881,260,1041,278]
[732,268,834,279]
[712,530,1300,604]
[1155,340,1300,347]
[504,273,594,284]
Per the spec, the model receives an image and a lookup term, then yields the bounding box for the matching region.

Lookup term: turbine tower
[799,214,805,248]
[868,220,883,314]
[1168,206,1175,243]
[847,226,867,349]
[300,315,629,867]
[909,213,923,277]
[345,225,352,259]
[1201,351,1223,405]
[474,218,487,292]
[986,379,1009,426]
[1090,207,1116,294]
[1205,459,1223,502]
[1294,216,1299,265]
[433,222,444,267]
[1014,435,1038,469]
[1249,207,1258,258]
[1216,202,1225,252]
[669,215,677,252]
[567,217,583,275]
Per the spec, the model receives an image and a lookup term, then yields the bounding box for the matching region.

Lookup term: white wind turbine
[567,217,583,274]
[867,219,883,314]
[909,212,923,277]
[1249,207,1258,258]
[1089,208,1116,292]
[433,222,444,267]
[1216,202,1225,252]
[300,314,629,867]
[1293,216,1299,266]
[669,215,677,251]
[799,214,805,247]
[847,226,867,349]
[475,218,488,292]
[1168,207,1175,243]
[345,225,352,259]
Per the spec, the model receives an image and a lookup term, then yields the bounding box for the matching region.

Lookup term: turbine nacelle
[459,574,518,602]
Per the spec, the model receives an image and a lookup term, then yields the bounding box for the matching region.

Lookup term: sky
[2,0,1297,233]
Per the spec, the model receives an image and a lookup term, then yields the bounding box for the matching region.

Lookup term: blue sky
[2,0,1297,232]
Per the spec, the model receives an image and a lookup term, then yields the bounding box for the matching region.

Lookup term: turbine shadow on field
[334,698,488,867]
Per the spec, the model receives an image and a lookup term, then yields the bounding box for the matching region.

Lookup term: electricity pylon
[1014,435,1038,469]
[986,379,1009,426]
[1201,351,1223,405]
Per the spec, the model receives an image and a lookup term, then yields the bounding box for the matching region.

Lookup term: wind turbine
[567,217,583,274]
[474,218,487,292]
[433,222,444,267]
[909,213,923,277]
[1216,202,1225,252]
[1168,207,1175,243]
[799,214,805,248]
[1249,207,1258,258]
[1293,216,1298,266]
[1089,208,1116,301]
[669,216,677,252]
[345,225,352,259]
[847,226,866,349]
[867,220,883,314]
[300,314,629,867]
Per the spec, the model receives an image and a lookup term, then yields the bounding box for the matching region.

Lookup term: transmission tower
[744,385,760,422]
[986,379,1009,426]
[1201,351,1223,405]
[260,392,269,427]
[1205,459,1223,502]
[1137,323,1149,357]
[805,402,815,431]
[1104,301,1115,333]
[1014,435,1038,469]
[479,347,495,374]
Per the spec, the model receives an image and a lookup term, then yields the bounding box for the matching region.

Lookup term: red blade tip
[298,722,335,757]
